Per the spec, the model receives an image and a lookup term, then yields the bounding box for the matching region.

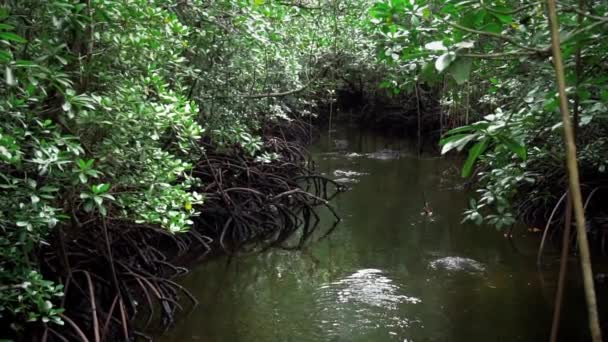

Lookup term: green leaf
[100,183,110,192]
[101,194,116,201]
[544,97,559,112]
[473,9,487,27]
[4,66,15,86]
[498,136,527,160]
[93,196,103,206]
[422,7,431,19]
[462,138,489,177]
[424,41,447,51]
[14,60,37,68]
[370,4,390,19]
[443,121,489,136]
[440,133,478,154]
[40,186,60,193]
[482,22,502,34]
[62,101,71,112]
[92,183,110,194]
[0,50,11,62]
[577,88,591,101]
[96,183,110,193]
[440,4,457,15]
[491,12,513,24]
[0,23,15,30]
[454,41,475,49]
[439,132,468,146]
[448,57,472,85]
[0,32,27,43]
[390,0,405,8]
[411,15,420,27]
[435,52,456,73]
[580,115,593,126]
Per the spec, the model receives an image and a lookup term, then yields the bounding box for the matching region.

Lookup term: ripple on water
[313,269,421,340]
[333,177,359,184]
[428,257,486,275]
[345,152,364,158]
[332,169,369,186]
[366,149,400,160]
[333,169,369,178]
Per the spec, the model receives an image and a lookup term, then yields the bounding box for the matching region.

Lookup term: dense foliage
[0,0,364,335]
[367,0,608,228]
[1,0,607,339]
[0,0,204,328]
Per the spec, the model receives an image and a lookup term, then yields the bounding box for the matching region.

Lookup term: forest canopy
[1,0,607,340]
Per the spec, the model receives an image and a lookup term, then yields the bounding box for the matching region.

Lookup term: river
[158,128,590,342]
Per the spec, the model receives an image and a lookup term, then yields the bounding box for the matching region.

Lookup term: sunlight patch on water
[333,169,369,178]
[331,269,421,307]
[332,169,369,186]
[345,152,364,158]
[428,257,486,274]
[366,149,401,160]
[314,268,421,340]
[334,177,359,184]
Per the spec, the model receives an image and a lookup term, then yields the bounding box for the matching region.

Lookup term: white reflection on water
[330,269,421,308]
[314,268,421,340]
[428,257,486,274]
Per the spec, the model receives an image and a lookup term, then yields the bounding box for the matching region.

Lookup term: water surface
[159,129,589,342]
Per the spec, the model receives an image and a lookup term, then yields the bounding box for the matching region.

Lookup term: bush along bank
[0,1,351,340]
[6,120,341,341]
[365,0,608,250]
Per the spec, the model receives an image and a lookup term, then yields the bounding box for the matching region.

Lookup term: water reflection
[330,269,421,307]
[315,268,421,341]
[428,257,486,275]
[158,129,589,342]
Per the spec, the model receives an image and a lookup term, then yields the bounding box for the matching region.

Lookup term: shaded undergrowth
[22,122,341,342]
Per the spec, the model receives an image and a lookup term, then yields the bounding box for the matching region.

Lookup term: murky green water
[159,129,591,342]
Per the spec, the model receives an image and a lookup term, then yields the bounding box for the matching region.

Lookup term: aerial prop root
[32,127,340,341]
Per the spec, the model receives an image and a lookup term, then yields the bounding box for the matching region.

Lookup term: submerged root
[26,125,341,341]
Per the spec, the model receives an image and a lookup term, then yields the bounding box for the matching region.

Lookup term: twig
[482,2,541,15]
[81,271,100,342]
[59,314,91,342]
[441,19,545,53]
[550,193,572,342]
[537,191,568,265]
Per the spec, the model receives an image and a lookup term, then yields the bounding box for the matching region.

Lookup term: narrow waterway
[159,128,589,342]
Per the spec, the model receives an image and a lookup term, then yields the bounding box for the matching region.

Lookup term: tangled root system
[29,121,341,341]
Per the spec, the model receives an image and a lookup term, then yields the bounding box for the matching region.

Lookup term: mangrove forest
[1,0,608,341]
